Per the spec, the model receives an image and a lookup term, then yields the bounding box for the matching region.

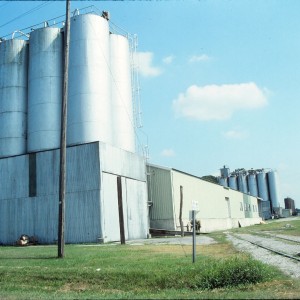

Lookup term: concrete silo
[267,170,280,208]
[67,13,112,146]
[27,27,63,152]
[0,39,28,158]
[110,33,135,153]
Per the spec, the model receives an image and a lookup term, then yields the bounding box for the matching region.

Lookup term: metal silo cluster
[218,166,281,209]
[0,10,136,158]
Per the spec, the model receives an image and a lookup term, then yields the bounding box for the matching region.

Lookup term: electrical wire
[0,2,10,9]
[0,2,51,29]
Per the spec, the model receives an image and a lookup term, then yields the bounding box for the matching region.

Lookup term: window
[240,202,243,211]
[29,153,37,197]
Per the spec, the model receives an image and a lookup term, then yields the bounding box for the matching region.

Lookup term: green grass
[0,241,299,299]
[229,217,300,236]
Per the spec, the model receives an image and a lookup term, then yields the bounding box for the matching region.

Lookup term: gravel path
[226,233,300,279]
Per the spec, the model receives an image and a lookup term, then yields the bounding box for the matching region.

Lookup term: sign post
[191,200,199,263]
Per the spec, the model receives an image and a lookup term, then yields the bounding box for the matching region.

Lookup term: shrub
[193,256,275,290]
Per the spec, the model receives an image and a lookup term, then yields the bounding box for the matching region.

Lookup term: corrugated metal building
[0,142,148,244]
[148,164,262,233]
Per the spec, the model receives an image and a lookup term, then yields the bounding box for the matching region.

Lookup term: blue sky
[1,1,299,208]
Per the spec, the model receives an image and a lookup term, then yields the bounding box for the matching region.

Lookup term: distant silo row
[0,12,136,158]
[218,166,281,209]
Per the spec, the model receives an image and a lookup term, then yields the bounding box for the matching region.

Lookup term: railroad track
[247,230,300,245]
[229,233,300,263]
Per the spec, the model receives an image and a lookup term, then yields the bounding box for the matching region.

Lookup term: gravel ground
[226,233,300,279]
[126,235,217,246]
[263,232,300,243]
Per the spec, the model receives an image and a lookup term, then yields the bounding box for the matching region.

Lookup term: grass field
[1,219,300,299]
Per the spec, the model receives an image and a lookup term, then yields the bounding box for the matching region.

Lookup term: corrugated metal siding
[0,142,148,244]
[148,166,174,221]
[99,142,146,181]
[125,178,148,240]
[146,165,261,232]
[0,155,28,200]
[0,143,102,244]
[66,190,101,243]
[101,172,124,242]
[101,172,148,243]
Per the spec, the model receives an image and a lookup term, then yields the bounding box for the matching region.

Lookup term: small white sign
[192,200,199,211]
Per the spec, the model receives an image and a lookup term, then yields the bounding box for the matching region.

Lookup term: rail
[230,233,300,263]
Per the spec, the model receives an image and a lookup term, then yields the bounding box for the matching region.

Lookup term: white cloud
[173,82,268,121]
[189,54,211,63]
[223,129,247,139]
[161,148,176,157]
[133,51,162,77]
[163,55,175,64]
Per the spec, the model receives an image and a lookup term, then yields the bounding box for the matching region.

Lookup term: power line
[0,2,51,29]
[0,2,10,9]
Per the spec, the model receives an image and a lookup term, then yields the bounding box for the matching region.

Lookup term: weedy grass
[229,217,300,236]
[1,241,299,299]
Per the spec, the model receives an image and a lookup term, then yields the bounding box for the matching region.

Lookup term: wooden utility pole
[117,176,126,244]
[58,0,70,258]
[179,185,184,237]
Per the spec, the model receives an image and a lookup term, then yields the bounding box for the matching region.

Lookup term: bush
[193,256,275,290]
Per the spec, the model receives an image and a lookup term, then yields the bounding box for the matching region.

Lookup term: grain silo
[0,39,28,157]
[247,171,258,197]
[27,26,63,152]
[237,172,248,194]
[0,8,150,245]
[267,170,280,208]
[218,176,228,187]
[67,12,112,146]
[228,174,238,190]
[110,33,135,152]
[256,170,269,201]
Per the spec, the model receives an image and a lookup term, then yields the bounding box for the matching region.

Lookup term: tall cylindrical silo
[220,165,230,178]
[247,173,258,197]
[67,13,112,146]
[218,177,228,187]
[257,171,269,201]
[110,33,135,152]
[27,27,63,152]
[237,173,248,193]
[267,170,280,208]
[0,39,28,157]
[228,175,238,190]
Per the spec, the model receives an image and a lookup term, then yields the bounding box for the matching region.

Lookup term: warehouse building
[148,164,262,233]
[0,9,149,245]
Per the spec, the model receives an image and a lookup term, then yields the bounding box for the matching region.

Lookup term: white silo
[267,170,280,208]
[110,33,135,153]
[0,39,28,157]
[67,13,112,146]
[257,170,269,201]
[27,27,63,152]
[247,172,258,197]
